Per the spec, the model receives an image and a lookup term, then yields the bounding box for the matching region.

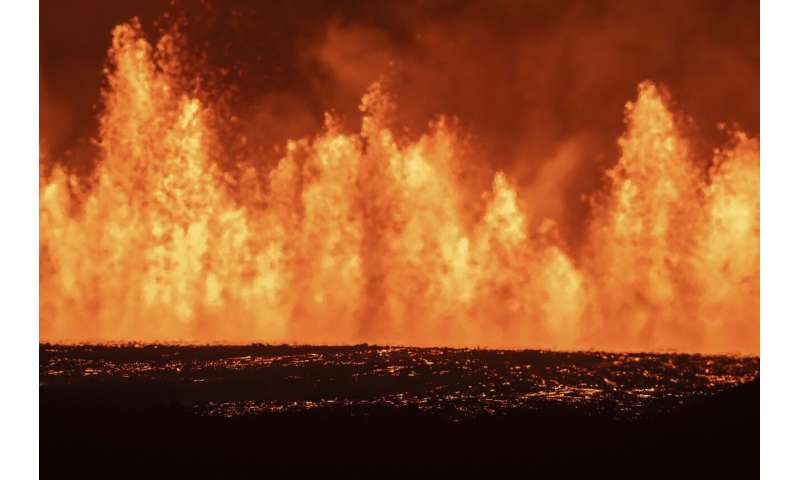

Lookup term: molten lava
[39,21,759,353]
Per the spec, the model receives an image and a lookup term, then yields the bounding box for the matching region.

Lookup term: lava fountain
[39,20,759,353]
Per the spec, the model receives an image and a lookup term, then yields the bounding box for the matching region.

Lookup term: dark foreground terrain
[40,344,759,477]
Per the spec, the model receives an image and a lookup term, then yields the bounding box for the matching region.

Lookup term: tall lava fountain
[40,21,759,353]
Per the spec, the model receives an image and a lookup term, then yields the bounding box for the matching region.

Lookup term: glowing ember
[40,344,759,420]
[39,21,759,353]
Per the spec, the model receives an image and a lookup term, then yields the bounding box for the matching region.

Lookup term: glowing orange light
[40,22,759,353]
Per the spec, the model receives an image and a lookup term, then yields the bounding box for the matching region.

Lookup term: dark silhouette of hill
[40,345,758,477]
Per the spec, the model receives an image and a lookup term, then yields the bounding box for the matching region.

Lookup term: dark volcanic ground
[40,344,760,477]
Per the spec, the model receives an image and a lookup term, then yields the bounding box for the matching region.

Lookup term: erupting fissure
[39,22,759,353]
